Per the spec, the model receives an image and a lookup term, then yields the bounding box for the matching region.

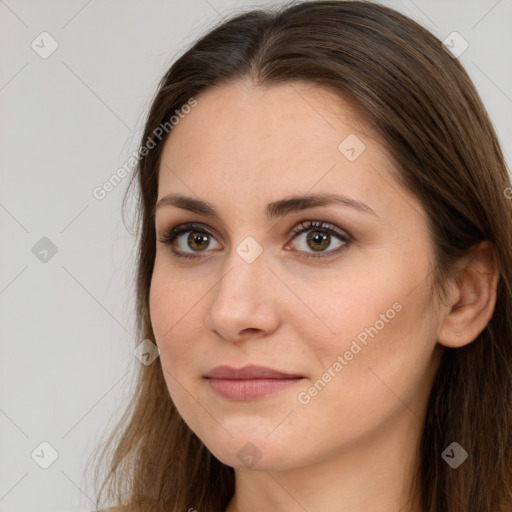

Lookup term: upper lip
[205,365,304,379]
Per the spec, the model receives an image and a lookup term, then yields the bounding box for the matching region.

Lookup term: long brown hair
[88,1,512,511]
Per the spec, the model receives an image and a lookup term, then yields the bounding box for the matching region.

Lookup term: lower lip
[207,377,304,400]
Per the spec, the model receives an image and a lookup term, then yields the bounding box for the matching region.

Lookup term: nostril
[241,328,259,335]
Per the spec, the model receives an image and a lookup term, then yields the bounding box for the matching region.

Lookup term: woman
[89,1,512,511]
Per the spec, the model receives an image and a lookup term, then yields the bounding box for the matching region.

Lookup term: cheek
[282,259,407,357]
[308,276,438,418]
[149,271,204,421]
[149,266,203,370]
[287,296,437,454]
[149,257,206,335]
[297,251,438,392]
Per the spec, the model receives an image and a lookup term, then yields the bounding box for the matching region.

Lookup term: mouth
[204,364,305,400]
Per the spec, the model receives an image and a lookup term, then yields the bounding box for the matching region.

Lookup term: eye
[157,220,352,260]
[286,220,351,259]
[158,222,221,260]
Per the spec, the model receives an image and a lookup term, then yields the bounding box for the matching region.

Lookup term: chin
[195,428,302,471]
[212,445,298,471]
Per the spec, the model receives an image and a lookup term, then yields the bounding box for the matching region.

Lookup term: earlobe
[436,241,499,348]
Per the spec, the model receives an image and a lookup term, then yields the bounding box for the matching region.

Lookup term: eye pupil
[307,231,330,251]
[188,232,209,251]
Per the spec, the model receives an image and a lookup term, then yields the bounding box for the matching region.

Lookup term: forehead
[159,80,389,191]
[164,81,368,156]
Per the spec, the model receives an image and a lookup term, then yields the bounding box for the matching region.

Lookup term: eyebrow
[153,192,377,220]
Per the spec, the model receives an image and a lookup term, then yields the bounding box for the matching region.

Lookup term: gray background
[0,0,510,511]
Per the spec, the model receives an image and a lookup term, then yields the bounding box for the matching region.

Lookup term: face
[150,80,443,471]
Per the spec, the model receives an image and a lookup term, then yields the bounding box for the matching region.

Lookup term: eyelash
[157,220,352,260]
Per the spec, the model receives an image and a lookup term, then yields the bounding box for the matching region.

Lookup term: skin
[149,80,499,512]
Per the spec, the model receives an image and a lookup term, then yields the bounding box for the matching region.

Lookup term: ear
[437,241,500,348]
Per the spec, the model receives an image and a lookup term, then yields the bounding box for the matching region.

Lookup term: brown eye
[305,231,331,251]
[159,220,352,261]
[158,223,221,260]
[186,232,211,252]
[288,220,352,259]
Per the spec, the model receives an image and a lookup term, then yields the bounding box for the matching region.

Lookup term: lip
[204,365,305,400]
[205,364,303,379]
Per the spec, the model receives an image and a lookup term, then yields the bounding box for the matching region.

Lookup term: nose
[204,248,281,343]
